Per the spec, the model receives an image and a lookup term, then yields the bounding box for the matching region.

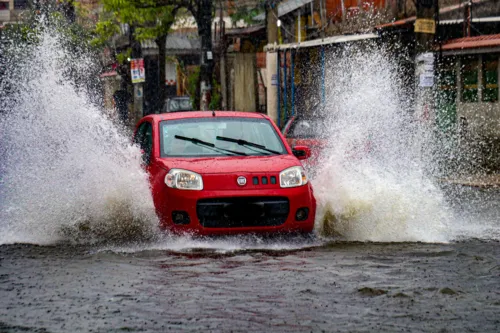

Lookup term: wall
[458,102,500,138]
[455,55,500,139]
[0,1,10,23]
[325,0,387,22]
[233,53,257,112]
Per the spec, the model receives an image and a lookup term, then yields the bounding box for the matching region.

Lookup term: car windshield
[160,117,287,157]
[169,99,192,112]
[287,118,329,139]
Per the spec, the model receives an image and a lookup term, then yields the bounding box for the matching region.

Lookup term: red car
[133,111,316,236]
[282,115,329,169]
[282,115,374,168]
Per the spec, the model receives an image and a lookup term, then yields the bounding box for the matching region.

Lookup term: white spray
[312,44,451,242]
[0,26,159,245]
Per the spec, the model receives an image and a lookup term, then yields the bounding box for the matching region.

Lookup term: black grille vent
[197,197,289,228]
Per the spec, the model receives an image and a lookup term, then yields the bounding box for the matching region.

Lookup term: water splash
[0,25,159,245]
[312,43,452,242]
[98,233,322,255]
[0,22,497,248]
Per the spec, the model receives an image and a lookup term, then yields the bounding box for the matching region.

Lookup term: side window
[134,122,153,164]
[482,54,498,102]
[461,56,479,103]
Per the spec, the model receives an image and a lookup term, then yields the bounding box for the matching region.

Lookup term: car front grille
[196,197,289,228]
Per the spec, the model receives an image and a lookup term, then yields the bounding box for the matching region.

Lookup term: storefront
[266,33,379,128]
[437,34,500,138]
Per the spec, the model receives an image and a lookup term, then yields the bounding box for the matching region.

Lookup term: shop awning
[440,34,500,51]
[376,0,488,29]
[440,16,500,25]
[265,33,379,51]
[254,0,312,21]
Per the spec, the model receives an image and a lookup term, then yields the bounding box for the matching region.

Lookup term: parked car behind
[163,96,193,113]
[282,114,375,168]
[134,111,316,236]
[282,115,330,167]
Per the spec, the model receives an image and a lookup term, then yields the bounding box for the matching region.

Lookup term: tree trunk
[195,0,214,111]
[156,34,168,112]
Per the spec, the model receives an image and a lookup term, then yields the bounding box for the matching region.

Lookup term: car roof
[168,96,190,100]
[143,111,270,122]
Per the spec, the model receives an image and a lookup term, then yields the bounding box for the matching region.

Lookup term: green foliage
[97,0,177,43]
[1,8,96,51]
[229,1,266,25]
[0,22,40,45]
[0,3,103,107]
[185,66,221,110]
[115,49,132,64]
[187,66,201,108]
[209,78,221,110]
[92,18,120,47]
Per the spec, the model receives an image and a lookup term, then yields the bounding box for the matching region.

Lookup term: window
[160,117,286,158]
[482,54,498,103]
[134,122,153,164]
[0,2,9,10]
[437,59,457,130]
[287,117,329,139]
[14,0,28,10]
[461,56,479,103]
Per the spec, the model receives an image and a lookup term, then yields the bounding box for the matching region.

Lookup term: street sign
[414,19,436,34]
[130,58,145,84]
[419,74,434,87]
[165,61,176,86]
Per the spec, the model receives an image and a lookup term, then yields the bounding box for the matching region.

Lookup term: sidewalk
[439,174,500,188]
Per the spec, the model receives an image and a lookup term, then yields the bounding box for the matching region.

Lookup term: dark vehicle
[164,96,193,113]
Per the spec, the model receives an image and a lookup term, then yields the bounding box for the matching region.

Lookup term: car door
[281,116,296,149]
[134,121,154,168]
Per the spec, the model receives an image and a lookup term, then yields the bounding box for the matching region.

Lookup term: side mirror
[292,145,311,160]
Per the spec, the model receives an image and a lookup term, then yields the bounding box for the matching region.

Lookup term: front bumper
[154,185,316,236]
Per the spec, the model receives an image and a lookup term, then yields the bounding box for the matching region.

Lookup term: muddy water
[1,239,499,332]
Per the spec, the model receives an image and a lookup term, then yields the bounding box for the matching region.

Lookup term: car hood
[157,155,300,174]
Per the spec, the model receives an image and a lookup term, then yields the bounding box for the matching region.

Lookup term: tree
[96,0,216,110]
[0,1,102,110]
[96,0,179,112]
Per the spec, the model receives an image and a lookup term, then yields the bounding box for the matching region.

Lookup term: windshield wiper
[216,136,281,155]
[175,135,247,156]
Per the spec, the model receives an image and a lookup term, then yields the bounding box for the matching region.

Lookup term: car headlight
[279,166,308,188]
[165,169,203,190]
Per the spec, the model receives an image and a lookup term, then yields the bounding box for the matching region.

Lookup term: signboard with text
[414,19,436,34]
[130,58,145,83]
[416,53,435,87]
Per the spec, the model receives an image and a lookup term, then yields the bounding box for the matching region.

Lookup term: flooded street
[1,236,499,332]
[1,186,500,333]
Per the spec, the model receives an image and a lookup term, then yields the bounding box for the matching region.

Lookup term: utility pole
[266,0,279,123]
[463,0,472,37]
[415,0,436,54]
[414,0,437,123]
[198,0,214,111]
[219,0,227,110]
[130,25,144,124]
[267,1,278,45]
